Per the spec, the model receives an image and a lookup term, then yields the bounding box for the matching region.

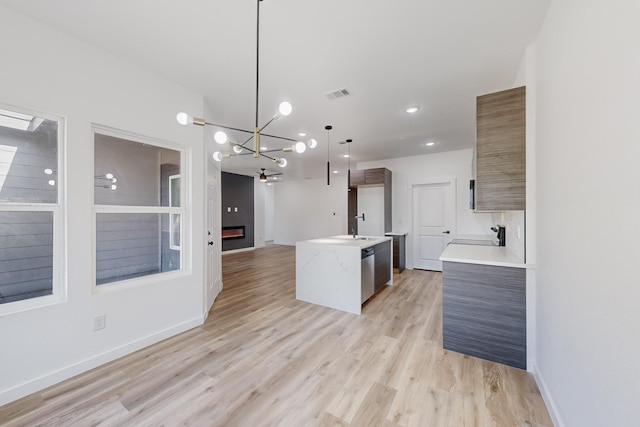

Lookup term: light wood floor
[0,245,553,426]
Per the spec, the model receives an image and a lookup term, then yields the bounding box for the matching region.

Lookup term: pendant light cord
[255,0,261,129]
[325,125,332,186]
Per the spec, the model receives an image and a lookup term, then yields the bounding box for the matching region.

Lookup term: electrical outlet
[93,314,106,331]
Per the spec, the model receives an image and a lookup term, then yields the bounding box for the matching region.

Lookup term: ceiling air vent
[324,88,352,100]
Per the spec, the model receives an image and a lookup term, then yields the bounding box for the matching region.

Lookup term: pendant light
[346,138,352,190]
[175,0,317,167]
[325,125,332,186]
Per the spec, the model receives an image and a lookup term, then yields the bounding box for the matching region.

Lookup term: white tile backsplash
[491,211,526,262]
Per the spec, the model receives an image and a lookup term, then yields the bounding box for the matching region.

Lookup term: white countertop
[439,243,526,268]
[384,231,408,236]
[299,235,391,249]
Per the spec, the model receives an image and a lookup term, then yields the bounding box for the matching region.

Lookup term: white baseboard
[532,362,564,427]
[0,316,203,407]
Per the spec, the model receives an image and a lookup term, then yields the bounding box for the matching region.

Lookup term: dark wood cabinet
[386,234,406,273]
[364,168,385,185]
[442,261,526,369]
[476,86,526,211]
[349,169,365,187]
[373,241,391,292]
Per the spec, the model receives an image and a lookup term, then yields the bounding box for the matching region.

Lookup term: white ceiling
[0,0,550,180]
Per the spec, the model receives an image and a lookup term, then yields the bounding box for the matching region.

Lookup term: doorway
[205,158,222,317]
[412,181,455,271]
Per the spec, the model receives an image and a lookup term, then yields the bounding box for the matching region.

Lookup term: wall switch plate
[93,314,106,331]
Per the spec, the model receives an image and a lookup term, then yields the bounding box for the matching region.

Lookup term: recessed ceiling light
[406,107,419,114]
[333,170,339,174]
[298,132,307,137]
[260,146,267,151]
[426,141,435,146]
[343,154,350,158]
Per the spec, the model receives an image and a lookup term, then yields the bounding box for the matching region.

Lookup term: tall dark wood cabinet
[385,233,406,273]
[476,86,526,211]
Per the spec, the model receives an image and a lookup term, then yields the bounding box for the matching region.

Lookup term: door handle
[208,241,214,245]
[442,231,450,234]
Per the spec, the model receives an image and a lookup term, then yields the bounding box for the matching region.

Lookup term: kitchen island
[296,235,393,315]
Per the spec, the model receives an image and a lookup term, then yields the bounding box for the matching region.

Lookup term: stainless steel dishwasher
[361,247,375,304]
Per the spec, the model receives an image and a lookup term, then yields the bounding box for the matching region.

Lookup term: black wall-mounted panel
[221,172,254,251]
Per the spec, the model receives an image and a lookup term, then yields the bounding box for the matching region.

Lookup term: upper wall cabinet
[476,86,526,211]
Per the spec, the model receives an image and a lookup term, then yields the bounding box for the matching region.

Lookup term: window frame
[0,103,66,316]
[91,125,189,292]
[169,174,181,250]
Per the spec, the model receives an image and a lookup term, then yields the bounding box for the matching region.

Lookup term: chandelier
[176,0,317,167]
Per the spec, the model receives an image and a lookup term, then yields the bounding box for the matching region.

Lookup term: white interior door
[205,158,222,317]
[412,182,454,271]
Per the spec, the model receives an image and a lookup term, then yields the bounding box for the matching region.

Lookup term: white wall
[264,184,275,241]
[359,149,491,236]
[0,6,206,405]
[273,177,348,245]
[534,0,640,425]
[254,178,266,248]
[359,149,493,268]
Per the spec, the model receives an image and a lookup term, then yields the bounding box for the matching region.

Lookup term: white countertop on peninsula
[439,243,526,268]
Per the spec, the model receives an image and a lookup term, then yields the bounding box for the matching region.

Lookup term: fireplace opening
[222,225,245,240]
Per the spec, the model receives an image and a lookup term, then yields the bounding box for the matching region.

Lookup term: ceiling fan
[257,168,282,183]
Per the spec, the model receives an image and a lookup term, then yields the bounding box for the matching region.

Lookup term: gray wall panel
[95,213,160,284]
[221,172,254,251]
[0,211,53,303]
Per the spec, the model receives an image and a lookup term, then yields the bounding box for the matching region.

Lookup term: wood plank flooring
[0,245,553,426]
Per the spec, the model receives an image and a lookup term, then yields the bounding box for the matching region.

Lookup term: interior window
[93,131,184,286]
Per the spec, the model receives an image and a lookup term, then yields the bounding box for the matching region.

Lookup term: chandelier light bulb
[294,141,307,154]
[214,131,228,145]
[111,184,117,190]
[212,151,223,162]
[48,180,55,186]
[278,101,293,117]
[233,144,244,154]
[276,158,288,168]
[44,168,53,175]
[105,173,114,179]
[176,112,190,125]
[307,138,317,149]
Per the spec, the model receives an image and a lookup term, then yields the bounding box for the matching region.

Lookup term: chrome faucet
[353,213,365,238]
